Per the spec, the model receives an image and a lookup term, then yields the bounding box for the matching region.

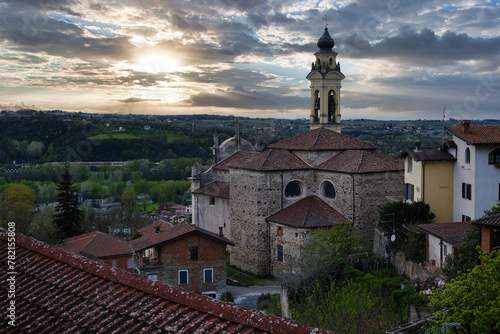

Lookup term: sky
[1,0,500,120]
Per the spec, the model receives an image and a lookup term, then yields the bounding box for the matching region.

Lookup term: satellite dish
[390,234,396,242]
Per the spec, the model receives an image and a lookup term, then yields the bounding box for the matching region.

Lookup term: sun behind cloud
[133,54,179,73]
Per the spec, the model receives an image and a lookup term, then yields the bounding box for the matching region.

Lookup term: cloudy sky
[1,0,499,120]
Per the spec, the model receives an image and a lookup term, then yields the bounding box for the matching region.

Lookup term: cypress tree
[54,167,82,238]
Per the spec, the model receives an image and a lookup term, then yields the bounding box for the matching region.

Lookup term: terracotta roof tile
[0,229,334,334]
[129,222,234,252]
[59,231,133,257]
[193,181,230,199]
[137,219,174,237]
[266,195,351,228]
[225,149,310,171]
[316,150,403,173]
[397,147,456,162]
[446,125,500,144]
[214,151,256,171]
[472,213,500,227]
[416,222,471,247]
[269,127,375,151]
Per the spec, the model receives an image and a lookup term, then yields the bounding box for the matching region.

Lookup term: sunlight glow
[133,54,179,73]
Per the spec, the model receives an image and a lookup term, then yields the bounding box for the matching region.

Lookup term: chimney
[462,120,471,133]
[219,227,224,237]
[415,141,421,152]
[154,226,160,234]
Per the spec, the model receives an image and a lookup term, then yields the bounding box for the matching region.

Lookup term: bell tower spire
[307,25,345,132]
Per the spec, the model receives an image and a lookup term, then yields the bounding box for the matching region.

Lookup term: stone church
[190,28,404,276]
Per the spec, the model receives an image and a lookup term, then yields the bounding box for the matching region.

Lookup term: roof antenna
[441,107,446,149]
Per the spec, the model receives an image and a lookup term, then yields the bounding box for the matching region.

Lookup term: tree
[27,206,59,244]
[483,202,500,217]
[429,250,500,333]
[443,226,481,279]
[54,168,82,239]
[0,184,36,233]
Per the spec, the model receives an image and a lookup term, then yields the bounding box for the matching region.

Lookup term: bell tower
[307,25,345,132]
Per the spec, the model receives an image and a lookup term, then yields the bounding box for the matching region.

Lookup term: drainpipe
[281,172,284,210]
[422,161,427,202]
[351,174,356,222]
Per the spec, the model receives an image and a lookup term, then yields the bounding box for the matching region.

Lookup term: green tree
[120,187,137,216]
[54,168,82,239]
[0,183,36,233]
[27,206,59,244]
[443,226,481,279]
[483,202,500,216]
[429,250,500,333]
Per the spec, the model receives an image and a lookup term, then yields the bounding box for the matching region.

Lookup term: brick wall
[481,227,492,254]
[103,255,134,273]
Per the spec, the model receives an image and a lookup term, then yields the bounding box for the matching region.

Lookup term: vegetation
[54,168,83,239]
[378,201,435,261]
[443,226,481,279]
[429,250,500,334]
[0,183,36,233]
[483,202,500,216]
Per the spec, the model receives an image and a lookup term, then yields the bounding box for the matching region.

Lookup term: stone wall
[269,222,307,276]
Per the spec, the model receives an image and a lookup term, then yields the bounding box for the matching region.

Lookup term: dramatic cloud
[0,0,499,119]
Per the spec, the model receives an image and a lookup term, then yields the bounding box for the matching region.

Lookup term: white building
[446,120,500,221]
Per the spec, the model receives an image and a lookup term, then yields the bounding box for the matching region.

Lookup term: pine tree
[54,167,82,239]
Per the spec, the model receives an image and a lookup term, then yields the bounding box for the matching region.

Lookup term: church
[190,28,404,276]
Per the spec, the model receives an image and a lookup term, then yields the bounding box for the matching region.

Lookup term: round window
[322,181,336,199]
[285,181,302,198]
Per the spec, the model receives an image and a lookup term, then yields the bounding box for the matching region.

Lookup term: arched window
[321,181,336,199]
[285,181,302,198]
[465,148,470,164]
[489,148,500,164]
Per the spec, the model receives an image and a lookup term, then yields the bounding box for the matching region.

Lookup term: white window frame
[203,268,214,283]
[178,270,189,284]
[202,291,217,298]
[127,257,135,269]
[147,274,158,281]
[111,259,117,268]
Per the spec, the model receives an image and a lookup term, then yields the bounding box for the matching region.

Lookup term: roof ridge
[312,128,322,149]
[302,196,314,227]
[259,149,272,170]
[80,233,98,254]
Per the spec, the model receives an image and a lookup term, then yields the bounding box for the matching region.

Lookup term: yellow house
[397,142,456,223]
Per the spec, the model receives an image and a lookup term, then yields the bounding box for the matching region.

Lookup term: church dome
[317,28,335,51]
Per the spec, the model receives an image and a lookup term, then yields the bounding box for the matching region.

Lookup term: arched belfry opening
[307,26,345,132]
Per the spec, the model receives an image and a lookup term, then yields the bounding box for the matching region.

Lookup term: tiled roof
[397,147,456,162]
[130,222,234,252]
[193,181,230,199]
[225,149,310,171]
[137,219,174,237]
[446,125,500,145]
[416,222,471,247]
[59,231,133,258]
[315,150,403,173]
[266,195,351,228]
[472,213,500,227]
[214,151,256,171]
[0,230,333,334]
[269,127,375,151]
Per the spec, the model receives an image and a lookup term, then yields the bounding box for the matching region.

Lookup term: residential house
[397,142,456,223]
[59,231,135,273]
[417,222,471,268]
[0,229,332,334]
[446,121,500,221]
[472,213,500,254]
[129,222,234,297]
[191,28,404,276]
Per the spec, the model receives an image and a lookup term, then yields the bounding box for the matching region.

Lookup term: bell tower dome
[307,27,345,132]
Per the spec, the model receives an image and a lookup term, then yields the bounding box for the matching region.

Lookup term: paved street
[226,285,280,309]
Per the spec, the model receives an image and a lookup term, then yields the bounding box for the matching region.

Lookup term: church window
[209,197,215,205]
[321,181,336,199]
[285,181,302,198]
[277,226,283,236]
[488,148,500,164]
[277,245,283,262]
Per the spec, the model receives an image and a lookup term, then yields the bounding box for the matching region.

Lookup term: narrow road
[226,285,280,310]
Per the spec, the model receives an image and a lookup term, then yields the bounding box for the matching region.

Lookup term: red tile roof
[193,181,230,199]
[0,229,333,334]
[316,150,403,173]
[130,222,234,252]
[59,231,133,258]
[137,219,174,237]
[269,128,375,151]
[214,151,256,171]
[266,195,351,228]
[473,213,500,227]
[446,125,500,145]
[225,149,309,171]
[416,222,471,247]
